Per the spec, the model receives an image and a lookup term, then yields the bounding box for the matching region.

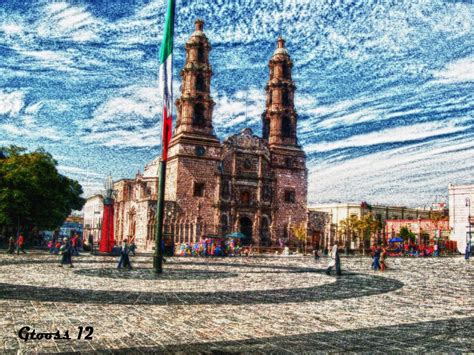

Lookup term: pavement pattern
[0,252,473,354]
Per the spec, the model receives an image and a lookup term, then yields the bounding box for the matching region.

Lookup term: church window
[284,189,295,203]
[196,73,206,92]
[197,46,205,62]
[282,223,289,239]
[221,181,230,199]
[285,157,293,168]
[193,103,206,127]
[243,158,252,170]
[194,182,205,197]
[240,191,250,205]
[282,90,290,106]
[262,185,272,202]
[282,116,292,138]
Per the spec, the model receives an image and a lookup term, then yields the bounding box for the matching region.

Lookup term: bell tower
[262,37,297,147]
[174,19,216,139]
[165,20,221,240]
[263,37,307,242]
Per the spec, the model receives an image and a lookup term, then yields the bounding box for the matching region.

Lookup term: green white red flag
[159,0,175,161]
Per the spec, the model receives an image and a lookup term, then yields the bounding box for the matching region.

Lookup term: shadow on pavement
[0,270,403,305]
[95,316,474,353]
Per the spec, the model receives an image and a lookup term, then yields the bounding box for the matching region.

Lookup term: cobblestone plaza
[0,252,473,353]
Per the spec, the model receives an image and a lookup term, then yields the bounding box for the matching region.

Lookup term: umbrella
[224,232,248,239]
[389,237,404,243]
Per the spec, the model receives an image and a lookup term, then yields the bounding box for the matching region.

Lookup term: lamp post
[466,197,471,260]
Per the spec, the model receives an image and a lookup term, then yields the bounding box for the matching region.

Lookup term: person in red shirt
[16,234,26,255]
[71,234,79,256]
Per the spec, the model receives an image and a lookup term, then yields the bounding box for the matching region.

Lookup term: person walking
[59,237,73,267]
[70,234,79,256]
[117,238,132,270]
[88,234,94,254]
[16,234,26,255]
[326,243,341,276]
[129,238,137,256]
[7,236,15,254]
[380,246,387,272]
[372,246,381,271]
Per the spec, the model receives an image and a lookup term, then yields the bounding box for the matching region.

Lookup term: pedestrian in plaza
[314,248,320,261]
[16,234,26,255]
[465,244,471,260]
[7,236,15,254]
[380,246,387,272]
[434,243,439,257]
[372,246,381,271]
[129,238,137,256]
[71,234,79,256]
[59,237,73,267]
[88,233,94,254]
[117,238,132,270]
[326,243,341,276]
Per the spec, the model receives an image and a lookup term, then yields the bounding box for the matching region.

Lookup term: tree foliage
[0,146,85,234]
[399,226,416,243]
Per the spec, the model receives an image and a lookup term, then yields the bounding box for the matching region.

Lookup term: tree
[0,146,85,237]
[399,226,416,244]
[291,222,308,254]
[338,215,359,251]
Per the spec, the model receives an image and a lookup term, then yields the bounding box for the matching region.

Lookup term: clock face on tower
[195,146,206,157]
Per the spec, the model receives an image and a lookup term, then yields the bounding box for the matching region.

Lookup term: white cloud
[0,123,60,141]
[433,57,474,84]
[1,23,23,35]
[0,91,25,116]
[306,119,469,153]
[24,101,44,115]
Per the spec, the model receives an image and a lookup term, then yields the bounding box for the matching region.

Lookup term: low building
[307,210,335,250]
[310,202,432,250]
[448,183,474,254]
[385,219,450,245]
[113,159,159,251]
[83,194,104,245]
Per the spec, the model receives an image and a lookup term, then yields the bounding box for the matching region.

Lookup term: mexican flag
[159,0,175,161]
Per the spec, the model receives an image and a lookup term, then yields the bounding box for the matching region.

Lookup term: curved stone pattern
[0,257,402,305]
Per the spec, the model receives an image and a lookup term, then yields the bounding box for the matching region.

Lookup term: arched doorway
[239,217,253,246]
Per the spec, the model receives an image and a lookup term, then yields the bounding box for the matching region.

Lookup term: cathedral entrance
[239,217,253,246]
[260,217,271,247]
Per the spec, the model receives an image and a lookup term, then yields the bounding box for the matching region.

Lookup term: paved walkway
[0,252,472,353]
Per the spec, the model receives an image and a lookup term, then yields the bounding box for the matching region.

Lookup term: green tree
[0,146,85,237]
[338,215,359,250]
[399,226,416,243]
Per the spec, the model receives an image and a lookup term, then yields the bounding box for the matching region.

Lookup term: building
[113,20,308,251]
[448,183,474,254]
[82,194,104,244]
[385,219,450,245]
[113,159,159,250]
[310,202,432,249]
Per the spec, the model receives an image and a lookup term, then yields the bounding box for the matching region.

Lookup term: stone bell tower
[165,20,221,241]
[263,37,308,242]
[174,19,216,138]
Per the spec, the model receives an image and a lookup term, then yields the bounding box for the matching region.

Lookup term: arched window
[282,90,290,106]
[282,223,289,239]
[282,116,292,138]
[196,73,206,92]
[193,103,206,127]
[197,47,205,62]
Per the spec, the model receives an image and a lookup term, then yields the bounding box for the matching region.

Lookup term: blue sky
[1,0,473,207]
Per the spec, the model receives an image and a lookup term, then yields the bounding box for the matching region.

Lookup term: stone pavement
[0,252,473,354]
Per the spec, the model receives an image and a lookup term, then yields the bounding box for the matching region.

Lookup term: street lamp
[466,197,471,260]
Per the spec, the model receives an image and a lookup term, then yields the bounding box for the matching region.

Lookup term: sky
[0,0,473,208]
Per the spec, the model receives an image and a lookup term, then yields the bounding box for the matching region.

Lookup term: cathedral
[113,20,309,251]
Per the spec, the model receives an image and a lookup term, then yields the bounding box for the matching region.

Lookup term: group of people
[6,234,26,255]
[48,234,81,256]
[176,238,244,257]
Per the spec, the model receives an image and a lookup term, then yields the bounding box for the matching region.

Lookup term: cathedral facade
[114,20,308,251]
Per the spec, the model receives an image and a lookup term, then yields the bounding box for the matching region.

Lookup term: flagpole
[153,159,166,273]
[153,0,175,274]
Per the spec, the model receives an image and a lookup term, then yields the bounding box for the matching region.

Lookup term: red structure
[385,219,449,245]
[99,200,114,253]
[99,175,115,253]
